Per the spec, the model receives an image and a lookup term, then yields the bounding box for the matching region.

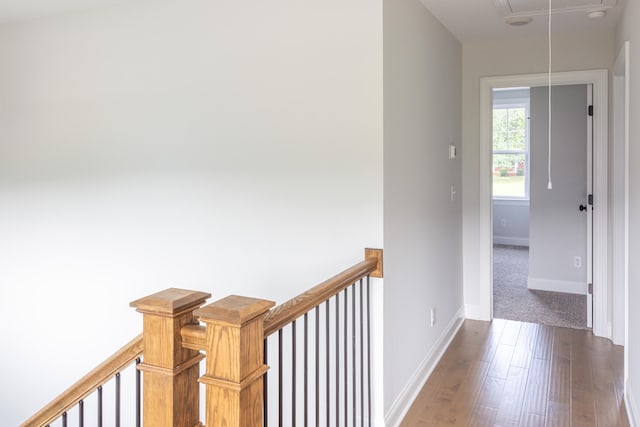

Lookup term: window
[492,98,529,199]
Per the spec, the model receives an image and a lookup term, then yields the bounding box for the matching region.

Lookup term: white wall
[383,0,463,423]
[616,1,640,423]
[462,30,615,316]
[528,84,588,294]
[493,200,529,246]
[0,1,383,425]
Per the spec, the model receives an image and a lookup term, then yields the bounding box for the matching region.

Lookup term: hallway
[401,319,628,426]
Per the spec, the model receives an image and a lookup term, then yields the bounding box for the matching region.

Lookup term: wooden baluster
[130,288,211,427]
[195,295,275,427]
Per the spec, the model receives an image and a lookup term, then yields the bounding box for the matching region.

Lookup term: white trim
[612,42,629,351]
[587,83,594,329]
[465,303,490,321]
[383,307,465,427]
[493,98,529,108]
[479,70,610,339]
[493,198,530,207]
[527,277,587,295]
[591,70,609,339]
[480,80,494,321]
[627,383,640,427]
[493,197,530,203]
[493,236,529,247]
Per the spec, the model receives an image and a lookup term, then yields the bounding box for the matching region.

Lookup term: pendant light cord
[547,0,553,190]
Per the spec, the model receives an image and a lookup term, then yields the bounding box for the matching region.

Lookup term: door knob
[579,205,587,211]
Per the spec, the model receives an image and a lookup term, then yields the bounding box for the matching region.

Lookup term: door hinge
[588,105,594,116]
[588,283,593,294]
[588,194,593,206]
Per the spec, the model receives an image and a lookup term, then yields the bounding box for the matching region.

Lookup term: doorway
[476,70,611,339]
[491,84,592,329]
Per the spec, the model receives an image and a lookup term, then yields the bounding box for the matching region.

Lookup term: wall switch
[500,218,507,228]
[450,186,456,201]
[574,256,583,268]
[449,144,457,159]
[430,307,436,327]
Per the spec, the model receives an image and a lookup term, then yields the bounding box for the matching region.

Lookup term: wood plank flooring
[400,319,629,427]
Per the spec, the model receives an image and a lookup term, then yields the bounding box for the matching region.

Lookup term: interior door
[529,84,590,325]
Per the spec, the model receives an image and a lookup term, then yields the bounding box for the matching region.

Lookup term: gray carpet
[493,245,588,329]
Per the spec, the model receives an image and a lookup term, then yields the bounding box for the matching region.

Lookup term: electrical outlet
[430,307,436,327]
[574,256,583,268]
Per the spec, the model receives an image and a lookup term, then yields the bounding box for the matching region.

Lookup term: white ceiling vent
[495,0,617,18]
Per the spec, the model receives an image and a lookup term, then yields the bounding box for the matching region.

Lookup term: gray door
[528,84,591,324]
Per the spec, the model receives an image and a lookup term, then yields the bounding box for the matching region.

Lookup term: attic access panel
[495,0,617,16]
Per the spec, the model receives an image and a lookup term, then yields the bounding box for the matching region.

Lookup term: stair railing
[261,248,383,426]
[22,249,382,427]
[20,335,144,427]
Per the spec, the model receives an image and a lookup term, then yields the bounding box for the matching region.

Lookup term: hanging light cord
[547,0,553,190]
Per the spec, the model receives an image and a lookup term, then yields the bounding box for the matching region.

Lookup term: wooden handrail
[21,334,144,427]
[181,324,206,351]
[263,257,378,337]
[23,252,381,426]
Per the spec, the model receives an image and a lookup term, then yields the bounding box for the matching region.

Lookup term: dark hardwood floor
[400,319,629,426]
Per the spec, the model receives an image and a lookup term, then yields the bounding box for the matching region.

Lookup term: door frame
[612,42,629,358]
[587,83,594,329]
[478,69,610,339]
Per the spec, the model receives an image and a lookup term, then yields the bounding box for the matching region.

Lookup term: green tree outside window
[493,106,528,198]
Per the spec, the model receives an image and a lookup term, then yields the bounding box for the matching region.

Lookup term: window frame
[492,96,530,201]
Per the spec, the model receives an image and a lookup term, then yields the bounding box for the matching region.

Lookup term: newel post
[130,288,211,427]
[194,295,275,427]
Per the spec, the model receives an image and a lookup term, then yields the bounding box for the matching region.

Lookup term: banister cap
[195,295,275,325]
[130,288,211,315]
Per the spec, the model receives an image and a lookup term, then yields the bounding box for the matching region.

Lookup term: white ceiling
[0,0,625,40]
[420,0,625,42]
[0,0,140,24]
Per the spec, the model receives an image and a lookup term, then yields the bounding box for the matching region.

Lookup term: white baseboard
[527,276,587,295]
[384,307,465,427]
[465,303,490,321]
[493,236,529,246]
[627,382,640,427]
